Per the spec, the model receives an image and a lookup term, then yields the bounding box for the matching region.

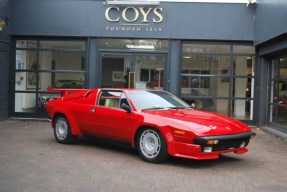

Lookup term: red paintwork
[46,88,255,160]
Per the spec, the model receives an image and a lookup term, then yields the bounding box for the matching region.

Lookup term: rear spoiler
[47,87,86,96]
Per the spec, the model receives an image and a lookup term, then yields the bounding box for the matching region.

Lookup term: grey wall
[254,0,287,45]
[0,0,9,120]
[10,0,254,41]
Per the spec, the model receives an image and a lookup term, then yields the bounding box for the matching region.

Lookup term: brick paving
[0,120,286,192]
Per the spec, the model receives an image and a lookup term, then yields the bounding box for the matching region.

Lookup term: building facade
[254,0,287,137]
[0,0,286,137]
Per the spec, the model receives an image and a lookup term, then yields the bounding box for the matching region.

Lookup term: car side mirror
[121,103,132,113]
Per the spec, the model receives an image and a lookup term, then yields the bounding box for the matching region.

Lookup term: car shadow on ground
[61,136,245,168]
[76,136,138,156]
[167,154,244,168]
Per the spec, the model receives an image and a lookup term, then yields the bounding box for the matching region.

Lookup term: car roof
[99,88,166,92]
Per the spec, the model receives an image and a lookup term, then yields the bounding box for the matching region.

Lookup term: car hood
[142,109,250,136]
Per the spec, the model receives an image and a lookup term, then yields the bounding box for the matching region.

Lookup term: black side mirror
[121,103,132,113]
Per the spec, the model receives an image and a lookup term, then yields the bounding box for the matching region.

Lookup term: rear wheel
[54,115,77,144]
[136,128,169,163]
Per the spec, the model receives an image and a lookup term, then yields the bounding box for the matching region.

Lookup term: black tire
[53,115,77,144]
[136,128,169,163]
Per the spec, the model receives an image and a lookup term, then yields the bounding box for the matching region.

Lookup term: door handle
[90,108,96,113]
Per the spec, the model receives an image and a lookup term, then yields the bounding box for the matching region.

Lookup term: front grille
[193,132,255,152]
[206,138,250,152]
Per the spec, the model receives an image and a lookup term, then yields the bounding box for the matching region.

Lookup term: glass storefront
[180,43,255,120]
[14,40,86,115]
[269,55,287,126]
[12,38,256,122]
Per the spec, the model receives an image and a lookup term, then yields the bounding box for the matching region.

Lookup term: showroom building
[0,0,286,137]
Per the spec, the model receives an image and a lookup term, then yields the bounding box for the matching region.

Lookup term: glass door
[101,53,132,88]
[101,53,166,89]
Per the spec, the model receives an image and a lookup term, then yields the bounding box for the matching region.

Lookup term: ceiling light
[183,55,191,59]
[126,44,155,49]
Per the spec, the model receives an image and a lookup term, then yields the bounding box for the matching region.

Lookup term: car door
[84,90,136,142]
[68,90,103,135]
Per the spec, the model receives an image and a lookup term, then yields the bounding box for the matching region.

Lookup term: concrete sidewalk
[0,120,286,192]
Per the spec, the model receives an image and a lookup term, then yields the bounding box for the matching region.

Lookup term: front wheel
[136,128,169,163]
[54,115,77,144]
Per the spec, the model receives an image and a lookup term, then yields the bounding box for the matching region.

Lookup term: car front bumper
[168,132,256,160]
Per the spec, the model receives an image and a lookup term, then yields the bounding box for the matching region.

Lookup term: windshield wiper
[167,106,192,110]
[142,107,165,110]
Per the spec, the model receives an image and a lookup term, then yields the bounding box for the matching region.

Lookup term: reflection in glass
[234,56,254,76]
[279,56,287,78]
[39,51,85,71]
[213,99,229,116]
[180,97,228,116]
[181,77,229,97]
[232,99,253,120]
[181,43,255,120]
[39,72,85,92]
[136,55,165,90]
[181,75,210,89]
[271,104,287,126]
[233,78,253,98]
[180,95,215,111]
[182,55,230,75]
[272,80,287,104]
[269,56,287,126]
[16,40,37,48]
[233,45,255,54]
[15,72,85,92]
[15,93,36,112]
[182,44,230,53]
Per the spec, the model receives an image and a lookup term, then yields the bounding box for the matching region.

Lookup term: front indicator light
[207,140,219,145]
[174,130,186,135]
[204,146,213,153]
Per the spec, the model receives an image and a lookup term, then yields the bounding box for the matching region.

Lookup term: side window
[98,91,120,108]
[98,90,130,109]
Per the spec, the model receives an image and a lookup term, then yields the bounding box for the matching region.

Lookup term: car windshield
[128,90,191,110]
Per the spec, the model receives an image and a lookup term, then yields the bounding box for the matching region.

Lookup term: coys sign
[105,6,164,32]
[105,7,163,23]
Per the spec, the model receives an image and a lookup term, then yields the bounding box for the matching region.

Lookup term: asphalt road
[0,120,286,192]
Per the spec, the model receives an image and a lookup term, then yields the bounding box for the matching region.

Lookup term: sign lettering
[104,6,164,33]
[105,7,163,23]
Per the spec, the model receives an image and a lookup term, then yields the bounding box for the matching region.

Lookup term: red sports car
[46,88,255,163]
